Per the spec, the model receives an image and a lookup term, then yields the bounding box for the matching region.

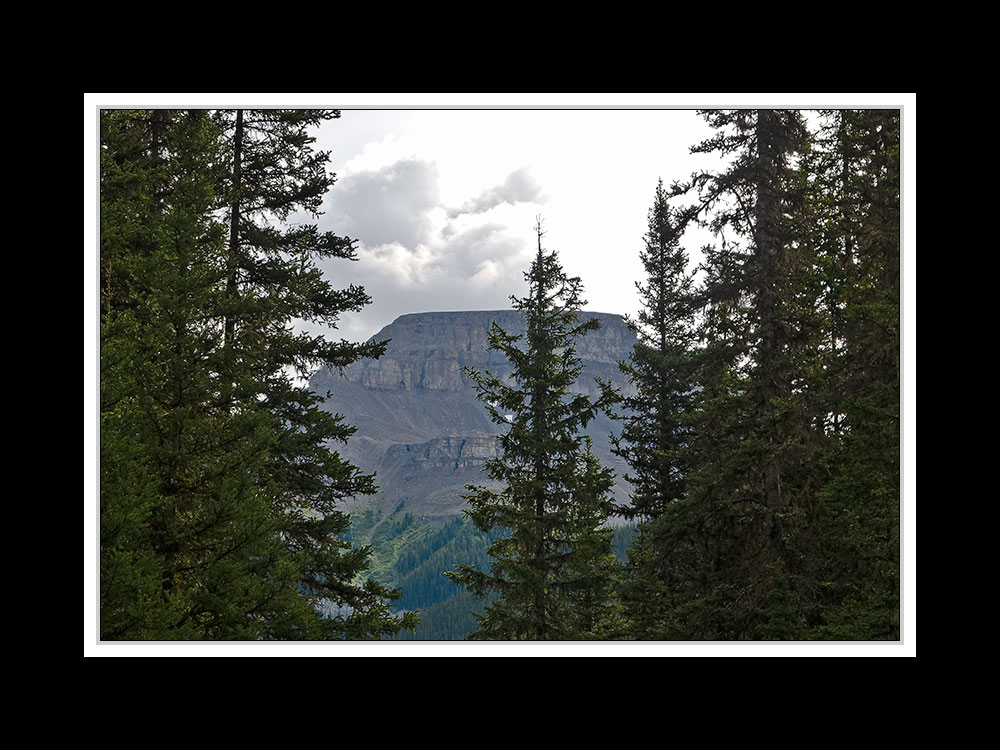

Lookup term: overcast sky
[87,93,914,350]
[301,108,720,343]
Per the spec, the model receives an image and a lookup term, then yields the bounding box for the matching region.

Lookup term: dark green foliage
[614,109,901,641]
[609,180,698,639]
[613,179,697,522]
[629,110,830,639]
[389,517,504,639]
[210,110,416,638]
[446,221,619,640]
[100,109,418,640]
[394,590,485,641]
[100,109,277,639]
[373,517,640,640]
[213,110,385,374]
[801,110,901,639]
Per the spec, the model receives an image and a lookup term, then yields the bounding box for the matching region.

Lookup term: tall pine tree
[100,109,418,639]
[804,109,901,639]
[639,109,826,639]
[212,108,419,639]
[613,179,696,522]
[610,179,698,638]
[446,221,618,640]
[101,109,294,638]
[609,109,899,640]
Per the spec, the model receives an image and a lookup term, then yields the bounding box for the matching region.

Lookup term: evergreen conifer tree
[607,109,900,641]
[101,109,290,638]
[612,179,696,522]
[446,221,618,640]
[804,109,901,638]
[642,109,827,639]
[100,109,418,639]
[610,179,697,638]
[210,108,418,639]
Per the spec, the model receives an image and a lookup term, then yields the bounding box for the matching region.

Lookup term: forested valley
[97,108,902,644]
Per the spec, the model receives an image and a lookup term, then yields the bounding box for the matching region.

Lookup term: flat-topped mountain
[310,310,636,524]
[327,310,632,393]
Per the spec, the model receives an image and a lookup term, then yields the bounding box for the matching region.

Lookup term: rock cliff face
[310,310,636,523]
[333,310,631,395]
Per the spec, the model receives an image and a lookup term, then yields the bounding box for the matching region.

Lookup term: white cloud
[446,167,546,218]
[310,109,725,344]
[314,158,544,343]
[325,158,440,248]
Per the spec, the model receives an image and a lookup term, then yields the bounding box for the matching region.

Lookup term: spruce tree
[100,109,418,639]
[644,109,826,639]
[612,179,696,521]
[101,109,289,638]
[610,179,697,638]
[608,109,900,640]
[805,109,901,638]
[446,221,618,640]
[209,108,418,639]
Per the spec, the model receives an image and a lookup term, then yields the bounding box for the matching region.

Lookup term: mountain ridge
[310,309,637,522]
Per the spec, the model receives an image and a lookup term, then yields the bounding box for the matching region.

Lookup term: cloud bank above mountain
[316,158,545,342]
[302,108,725,348]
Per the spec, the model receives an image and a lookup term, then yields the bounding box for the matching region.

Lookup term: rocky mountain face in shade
[310,310,637,525]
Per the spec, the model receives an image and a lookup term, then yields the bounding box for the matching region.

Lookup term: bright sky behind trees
[306,106,719,343]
